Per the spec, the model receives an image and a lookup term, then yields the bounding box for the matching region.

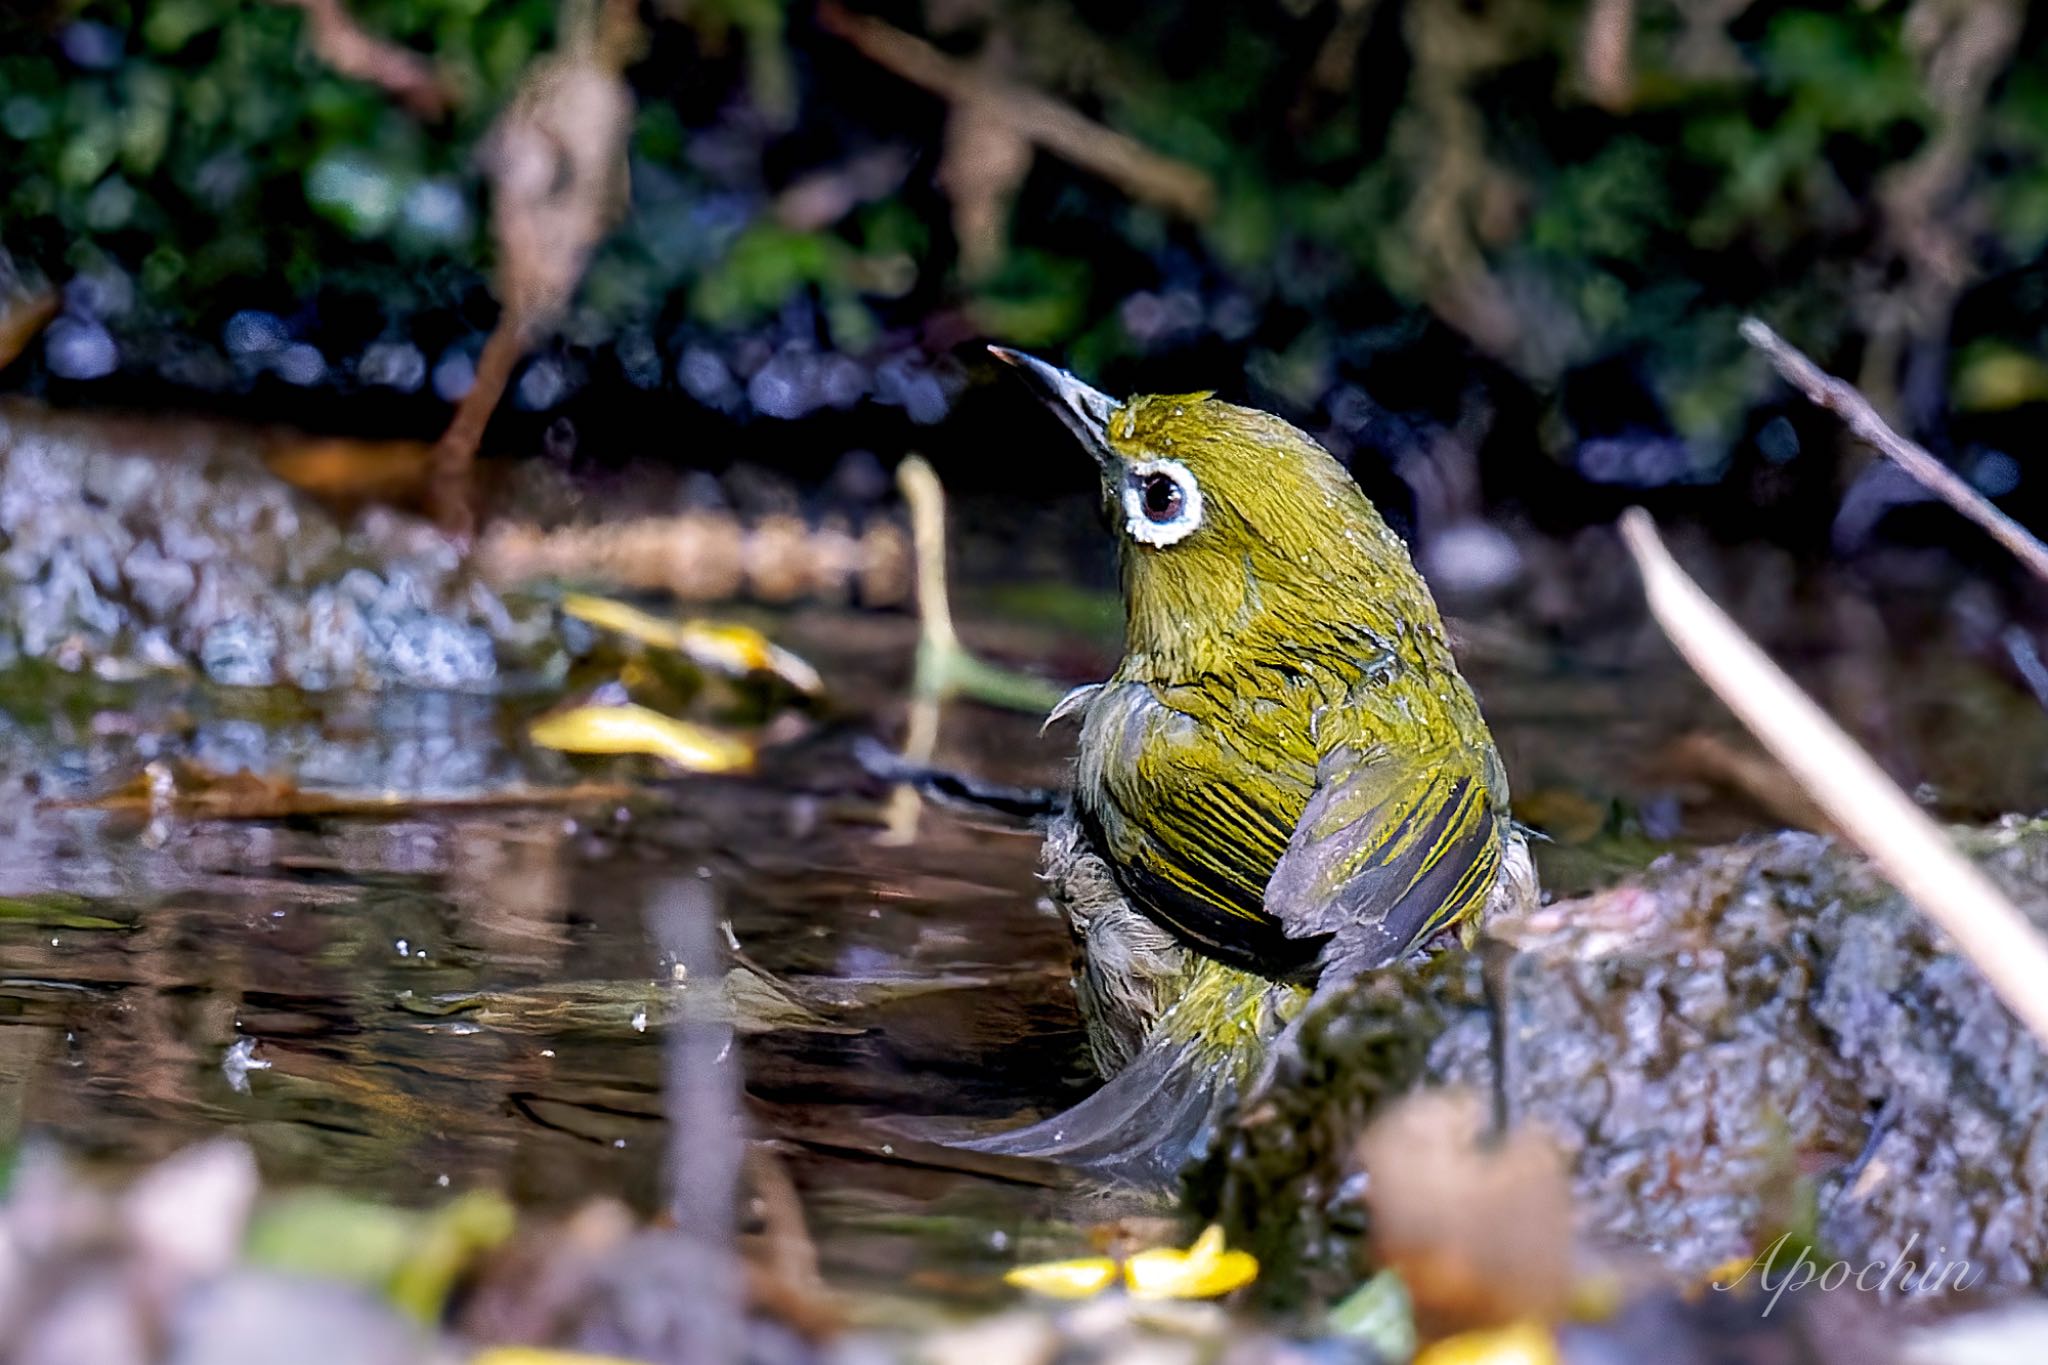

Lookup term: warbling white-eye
[970,349,1534,1182]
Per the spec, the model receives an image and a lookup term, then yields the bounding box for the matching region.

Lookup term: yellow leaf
[561,594,822,695]
[472,1350,655,1365]
[1414,1321,1560,1365]
[1122,1224,1258,1300]
[529,704,754,773]
[1953,343,2048,412]
[1002,1255,1119,1299]
[561,593,688,648]
[675,621,824,696]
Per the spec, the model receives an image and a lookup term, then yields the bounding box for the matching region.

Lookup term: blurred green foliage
[3,0,2047,474]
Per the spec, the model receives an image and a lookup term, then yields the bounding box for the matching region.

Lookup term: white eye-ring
[1120,457,1204,548]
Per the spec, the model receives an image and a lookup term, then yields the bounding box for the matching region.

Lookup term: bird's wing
[1077,683,1315,973]
[1264,740,1503,979]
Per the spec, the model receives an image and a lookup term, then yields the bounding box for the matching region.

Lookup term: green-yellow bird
[970,350,1534,1182]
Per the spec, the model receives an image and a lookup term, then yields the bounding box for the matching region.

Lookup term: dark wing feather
[1264,741,1503,979]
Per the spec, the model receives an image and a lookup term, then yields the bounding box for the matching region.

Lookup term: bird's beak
[989,346,1118,466]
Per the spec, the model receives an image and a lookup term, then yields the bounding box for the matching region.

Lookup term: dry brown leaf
[429,14,635,534]
[1358,1090,1574,1337]
[0,285,59,373]
[263,435,435,508]
[483,53,633,329]
[942,95,1034,279]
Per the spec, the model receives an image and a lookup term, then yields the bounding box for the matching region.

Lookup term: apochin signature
[1712,1232,1982,1317]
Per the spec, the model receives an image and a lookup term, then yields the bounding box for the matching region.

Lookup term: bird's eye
[1140,473,1183,523]
[1119,458,1203,548]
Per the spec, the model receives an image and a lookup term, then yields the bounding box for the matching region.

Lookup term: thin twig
[1620,508,2048,1049]
[739,1144,839,1340]
[428,317,531,535]
[1663,732,1836,835]
[1740,317,2048,583]
[817,2,1214,220]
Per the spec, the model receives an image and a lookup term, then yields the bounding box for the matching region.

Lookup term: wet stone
[0,403,559,690]
[1201,823,2048,1301]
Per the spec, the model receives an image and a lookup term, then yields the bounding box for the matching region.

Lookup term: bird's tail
[952,1028,1241,1188]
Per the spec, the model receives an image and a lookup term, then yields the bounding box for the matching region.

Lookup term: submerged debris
[58,757,634,819]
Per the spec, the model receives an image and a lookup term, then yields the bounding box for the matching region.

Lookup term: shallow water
[1,491,2046,1312]
[0,614,1128,1307]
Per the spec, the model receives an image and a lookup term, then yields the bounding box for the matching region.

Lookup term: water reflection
[1,595,2045,1303]
[0,653,1100,1299]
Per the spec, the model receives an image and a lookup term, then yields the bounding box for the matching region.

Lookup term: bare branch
[817,2,1214,220]
[1620,507,2048,1051]
[427,17,634,534]
[1581,0,1636,110]
[1740,317,2048,584]
[274,0,451,119]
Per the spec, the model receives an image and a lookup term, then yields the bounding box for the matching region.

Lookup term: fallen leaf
[1002,1255,1119,1300]
[0,284,59,372]
[529,703,755,773]
[248,1188,516,1323]
[472,1349,655,1365]
[1122,1224,1258,1301]
[1358,1091,1574,1336]
[562,593,824,695]
[264,435,434,508]
[1327,1269,1418,1360]
[1413,1321,1560,1365]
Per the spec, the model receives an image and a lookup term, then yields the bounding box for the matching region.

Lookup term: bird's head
[992,348,1428,677]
